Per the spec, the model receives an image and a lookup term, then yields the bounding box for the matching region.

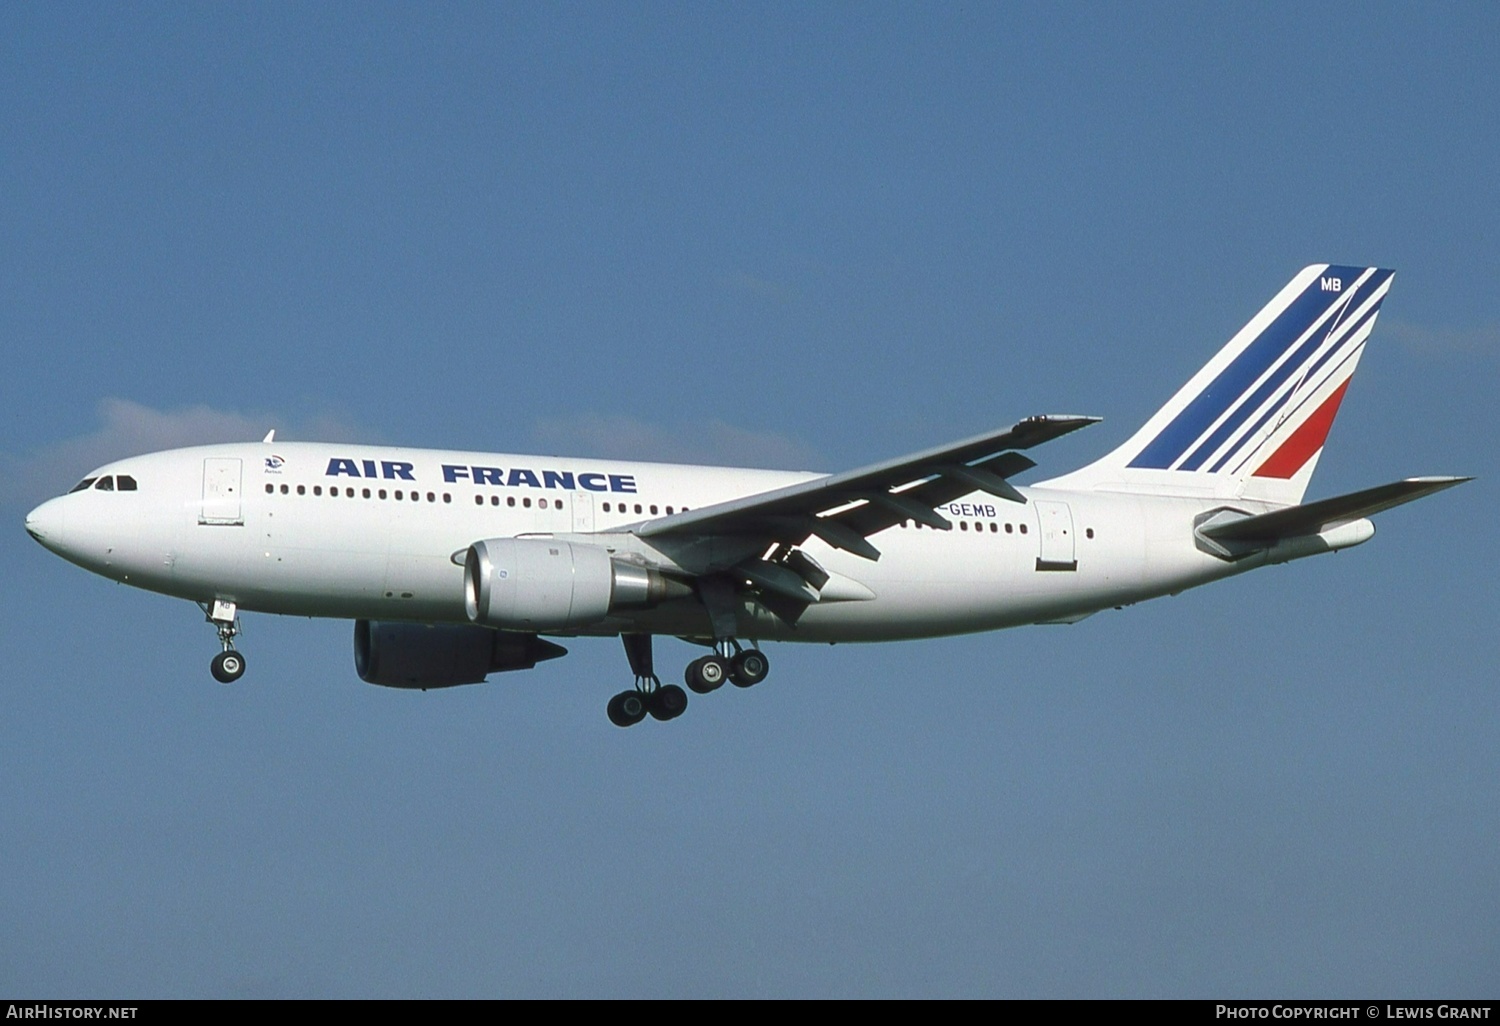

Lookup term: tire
[649,684,688,721]
[685,655,727,694]
[730,649,769,688]
[607,690,648,727]
[211,650,245,684]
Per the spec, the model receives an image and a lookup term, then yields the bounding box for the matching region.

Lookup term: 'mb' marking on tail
[1127,266,1392,473]
[1207,299,1374,475]
[1191,271,1385,471]
[1035,264,1395,508]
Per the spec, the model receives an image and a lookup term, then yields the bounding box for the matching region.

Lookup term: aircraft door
[200,458,244,526]
[1033,499,1077,571]
[572,492,595,533]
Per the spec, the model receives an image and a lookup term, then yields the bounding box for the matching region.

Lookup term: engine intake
[354,619,567,689]
[464,537,690,631]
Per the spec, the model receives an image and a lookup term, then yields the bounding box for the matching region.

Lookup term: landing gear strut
[608,633,687,728]
[200,599,246,684]
[685,575,770,694]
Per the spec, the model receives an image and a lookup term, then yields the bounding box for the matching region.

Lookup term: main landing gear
[685,640,769,693]
[200,599,246,684]
[607,633,687,727]
[608,633,770,727]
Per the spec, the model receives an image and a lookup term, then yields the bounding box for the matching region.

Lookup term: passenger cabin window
[70,478,97,493]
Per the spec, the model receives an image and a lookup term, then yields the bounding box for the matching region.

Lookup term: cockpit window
[95,476,115,491]
[117,475,138,491]
[69,478,98,493]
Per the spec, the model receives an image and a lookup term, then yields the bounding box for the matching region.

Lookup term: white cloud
[529,413,822,471]
[3,398,367,507]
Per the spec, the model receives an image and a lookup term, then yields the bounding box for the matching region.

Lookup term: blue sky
[3,3,1497,997]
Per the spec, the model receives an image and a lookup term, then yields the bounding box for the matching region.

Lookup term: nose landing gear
[201,599,246,684]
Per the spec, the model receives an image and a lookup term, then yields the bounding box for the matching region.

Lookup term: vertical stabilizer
[1038,265,1394,506]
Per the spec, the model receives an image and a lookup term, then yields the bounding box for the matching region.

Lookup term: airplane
[24,264,1468,727]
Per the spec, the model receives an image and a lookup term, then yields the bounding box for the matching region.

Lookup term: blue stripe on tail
[1177,270,1392,472]
[1127,265,1375,471]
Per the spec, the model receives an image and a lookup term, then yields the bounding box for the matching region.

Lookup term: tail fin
[1040,264,1394,506]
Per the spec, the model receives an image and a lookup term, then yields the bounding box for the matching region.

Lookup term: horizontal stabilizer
[1200,476,1470,543]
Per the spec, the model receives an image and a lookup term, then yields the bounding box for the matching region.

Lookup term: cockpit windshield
[66,475,138,494]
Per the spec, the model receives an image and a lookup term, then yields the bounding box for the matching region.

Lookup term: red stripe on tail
[1253,380,1352,480]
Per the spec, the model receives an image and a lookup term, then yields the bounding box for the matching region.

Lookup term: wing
[610,415,1098,622]
[637,414,1098,557]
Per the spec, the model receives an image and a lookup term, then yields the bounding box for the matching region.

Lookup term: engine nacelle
[464,537,690,631]
[354,619,567,689]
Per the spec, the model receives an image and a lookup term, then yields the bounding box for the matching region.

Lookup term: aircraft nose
[25,497,64,548]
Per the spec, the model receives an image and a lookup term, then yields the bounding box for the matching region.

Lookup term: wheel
[730,649,769,688]
[648,684,688,721]
[685,654,728,694]
[607,690,648,727]
[211,650,246,684]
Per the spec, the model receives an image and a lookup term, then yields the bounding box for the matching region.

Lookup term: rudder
[1039,264,1394,506]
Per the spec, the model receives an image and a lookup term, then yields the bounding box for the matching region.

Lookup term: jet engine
[464,537,691,632]
[354,619,567,689]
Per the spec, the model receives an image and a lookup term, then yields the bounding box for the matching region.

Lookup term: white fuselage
[26,440,1277,644]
